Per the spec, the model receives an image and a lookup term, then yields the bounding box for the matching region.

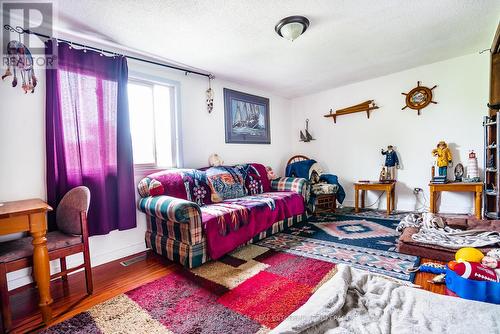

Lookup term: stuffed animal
[266,166,277,180]
[482,249,500,269]
[208,154,223,167]
[452,261,498,282]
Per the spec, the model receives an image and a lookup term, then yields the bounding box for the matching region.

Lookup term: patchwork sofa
[137,163,308,268]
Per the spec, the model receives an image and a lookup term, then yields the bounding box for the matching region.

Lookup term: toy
[482,249,500,269]
[447,260,458,270]
[452,261,498,282]
[432,141,452,179]
[482,256,500,269]
[266,166,277,180]
[428,273,446,284]
[455,247,484,263]
[380,145,400,180]
[208,153,224,167]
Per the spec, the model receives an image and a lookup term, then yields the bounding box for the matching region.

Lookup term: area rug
[42,245,337,334]
[257,213,419,281]
[332,207,410,221]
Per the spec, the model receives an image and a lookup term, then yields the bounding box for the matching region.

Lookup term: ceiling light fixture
[275,16,310,41]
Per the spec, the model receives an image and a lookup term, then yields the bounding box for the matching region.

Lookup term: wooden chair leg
[60,257,68,281]
[83,247,93,295]
[0,263,12,333]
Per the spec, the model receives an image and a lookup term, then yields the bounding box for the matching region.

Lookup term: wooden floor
[4,251,447,333]
[6,251,177,333]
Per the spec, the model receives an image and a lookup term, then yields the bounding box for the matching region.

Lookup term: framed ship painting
[224,88,271,144]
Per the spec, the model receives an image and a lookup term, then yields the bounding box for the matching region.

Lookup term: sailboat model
[300,119,315,142]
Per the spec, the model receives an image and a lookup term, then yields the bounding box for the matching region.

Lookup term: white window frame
[128,71,183,171]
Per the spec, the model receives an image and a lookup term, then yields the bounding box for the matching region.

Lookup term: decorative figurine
[381,145,399,180]
[208,153,223,167]
[465,150,480,182]
[454,163,464,182]
[266,166,277,180]
[432,141,452,179]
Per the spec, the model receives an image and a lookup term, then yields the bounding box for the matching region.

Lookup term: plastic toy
[455,247,484,263]
[452,262,498,282]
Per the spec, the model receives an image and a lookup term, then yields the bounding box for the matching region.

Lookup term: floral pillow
[181,169,212,206]
[206,166,247,202]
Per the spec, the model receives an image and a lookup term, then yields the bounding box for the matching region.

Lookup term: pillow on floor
[206,166,247,202]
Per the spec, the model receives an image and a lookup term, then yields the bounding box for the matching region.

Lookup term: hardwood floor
[4,252,446,333]
[6,251,177,333]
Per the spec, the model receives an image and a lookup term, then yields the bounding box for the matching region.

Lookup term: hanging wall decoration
[299,119,315,142]
[224,88,270,144]
[1,25,37,93]
[206,75,214,113]
[401,81,437,115]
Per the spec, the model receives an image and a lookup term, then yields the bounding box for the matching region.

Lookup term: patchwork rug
[42,245,336,334]
[257,212,419,281]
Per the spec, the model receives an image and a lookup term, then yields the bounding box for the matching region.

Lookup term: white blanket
[272,265,500,334]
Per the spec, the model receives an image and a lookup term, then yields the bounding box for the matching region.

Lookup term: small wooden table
[429,182,483,219]
[354,181,396,216]
[0,199,53,325]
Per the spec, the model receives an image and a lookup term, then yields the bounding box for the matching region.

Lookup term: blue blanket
[285,159,345,204]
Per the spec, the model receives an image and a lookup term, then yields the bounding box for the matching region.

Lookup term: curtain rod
[3,25,215,79]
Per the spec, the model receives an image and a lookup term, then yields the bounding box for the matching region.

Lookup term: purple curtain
[45,40,136,235]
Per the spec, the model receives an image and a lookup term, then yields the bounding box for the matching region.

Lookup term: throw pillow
[206,166,247,202]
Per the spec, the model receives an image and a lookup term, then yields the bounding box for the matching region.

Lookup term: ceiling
[52,0,499,98]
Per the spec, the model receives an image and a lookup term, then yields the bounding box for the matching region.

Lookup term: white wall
[0,49,490,288]
[0,58,292,289]
[291,53,489,213]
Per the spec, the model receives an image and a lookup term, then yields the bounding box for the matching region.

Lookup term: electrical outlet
[413,187,423,194]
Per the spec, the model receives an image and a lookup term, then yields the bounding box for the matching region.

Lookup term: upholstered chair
[0,186,93,332]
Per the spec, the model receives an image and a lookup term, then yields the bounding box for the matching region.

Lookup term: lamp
[275,16,310,41]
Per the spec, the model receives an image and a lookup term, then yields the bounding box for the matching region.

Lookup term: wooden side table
[354,181,396,216]
[429,182,483,219]
[0,199,53,327]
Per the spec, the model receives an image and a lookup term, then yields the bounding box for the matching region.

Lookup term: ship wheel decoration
[401,81,437,115]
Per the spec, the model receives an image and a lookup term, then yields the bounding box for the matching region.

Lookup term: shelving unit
[483,23,500,219]
[483,113,500,219]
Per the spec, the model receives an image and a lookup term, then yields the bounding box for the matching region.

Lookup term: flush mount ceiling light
[275,16,310,41]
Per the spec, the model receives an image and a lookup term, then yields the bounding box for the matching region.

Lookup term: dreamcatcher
[1,25,37,93]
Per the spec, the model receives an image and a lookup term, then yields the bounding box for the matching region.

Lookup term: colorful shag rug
[42,245,336,334]
[257,212,419,281]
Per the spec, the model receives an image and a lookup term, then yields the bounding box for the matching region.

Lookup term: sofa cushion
[139,169,212,206]
[200,191,305,259]
[235,163,271,195]
[206,166,247,202]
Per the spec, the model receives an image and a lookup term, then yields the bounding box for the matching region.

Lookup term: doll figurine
[266,166,277,180]
[381,145,399,180]
[432,141,452,178]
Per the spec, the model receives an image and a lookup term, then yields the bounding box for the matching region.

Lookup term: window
[127,76,180,169]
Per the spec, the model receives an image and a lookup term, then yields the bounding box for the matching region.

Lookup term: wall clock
[401,81,437,115]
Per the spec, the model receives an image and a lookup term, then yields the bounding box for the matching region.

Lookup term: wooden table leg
[475,191,482,219]
[386,189,391,216]
[361,190,365,208]
[391,187,395,213]
[354,187,359,213]
[30,213,53,324]
[430,188,436,214]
